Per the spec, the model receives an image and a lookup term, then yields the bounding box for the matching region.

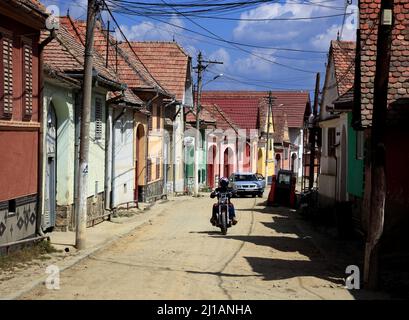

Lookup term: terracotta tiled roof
[333,87,354,110]
[20,0,46,13]
[41,24,142,105]
[359,0,409,127]
[120,42,190,101]
[41,24,119,82]
[185,107,215,124]
[204,104,238,131]
[201,91,310,129]
[331,40,356,97]
[59,17,168,94]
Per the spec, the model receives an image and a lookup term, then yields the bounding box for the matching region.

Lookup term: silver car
[228,172,265,198]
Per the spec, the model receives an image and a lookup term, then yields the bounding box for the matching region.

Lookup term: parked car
[228,172,264,197]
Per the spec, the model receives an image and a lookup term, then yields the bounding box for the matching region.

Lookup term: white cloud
[43,0,87,19]
[233,49,277,76]
[232,1,337,43]
[118,16,184,41]
[208,48,230,70]
[311,23,356,50]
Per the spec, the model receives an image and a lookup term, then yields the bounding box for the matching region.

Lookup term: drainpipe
[110,106,127,209]
[173,105,182,194]
[73,91,81,229]
[37,29,56,236]
[104,106,113,210]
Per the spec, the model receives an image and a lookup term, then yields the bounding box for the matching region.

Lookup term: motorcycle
[215,191,233,235]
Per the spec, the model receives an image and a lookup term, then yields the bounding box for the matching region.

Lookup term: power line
[158,0,318,73]
[113,10,327,62]
[162,12,353,22]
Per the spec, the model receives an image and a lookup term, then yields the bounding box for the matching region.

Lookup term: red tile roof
[59,17,167,94]
[200,91,310,129]
[331,40,356,97]
[120,42,190,102]
[41,23,142,105]
[359,0,409,127]
[21,0,46,13]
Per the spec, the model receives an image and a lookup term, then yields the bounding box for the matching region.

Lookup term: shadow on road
[202,205,390,299]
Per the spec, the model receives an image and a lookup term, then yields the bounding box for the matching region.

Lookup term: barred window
[147,158,152,182]
[328,128,336,157]
[148,116,153,131]
[95,97,103,140]
[156,105,161,129]
[23,42,33,117]
[0,34,13,118]
[156,158,160,180]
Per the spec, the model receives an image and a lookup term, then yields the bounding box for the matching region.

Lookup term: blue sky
[42,0,358,95]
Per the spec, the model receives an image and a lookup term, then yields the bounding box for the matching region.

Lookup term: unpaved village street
[21,195,358,300]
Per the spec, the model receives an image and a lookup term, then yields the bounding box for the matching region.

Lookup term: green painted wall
[347,112,364,197]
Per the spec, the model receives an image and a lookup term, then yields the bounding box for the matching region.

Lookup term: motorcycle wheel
[220,208,227,235]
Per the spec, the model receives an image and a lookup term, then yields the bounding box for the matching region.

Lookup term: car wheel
[252,194,256,198]
[258,193,263,198]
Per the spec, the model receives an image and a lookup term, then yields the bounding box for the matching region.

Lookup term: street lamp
[203,73,223,87]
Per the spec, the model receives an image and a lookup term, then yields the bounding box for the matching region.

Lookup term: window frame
[94,97,103,141]
[327,127,336,157]
[22,36,33,119]
[0,29,14,119]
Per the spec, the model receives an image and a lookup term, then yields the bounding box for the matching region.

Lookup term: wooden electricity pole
[264,91,272,185]
[309,72,320,190]
[75,0,101,250]
[364,0,394,289]
[193,52,222,196]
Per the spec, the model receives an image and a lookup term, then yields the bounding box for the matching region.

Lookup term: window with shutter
[0,34,13,119]
[23,42,33,118]
[95,97,103,140]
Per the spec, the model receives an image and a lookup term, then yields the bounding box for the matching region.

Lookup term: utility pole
[75,0,101,250]
[309,72,320,191]
[264,91,272,185]
[364,0,394,289]
[193,52,222,196]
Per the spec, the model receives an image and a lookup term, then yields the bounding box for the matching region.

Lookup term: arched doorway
[291,153,297,173]
[135,124,146,201]
[223,147,234,178]
[44,102,57,231]
[275,153,281,175]
[207,145,217,188]
[243,142,251,172]
[257,149,263,174]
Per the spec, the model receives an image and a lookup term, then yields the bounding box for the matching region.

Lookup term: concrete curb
[6,201,169,300]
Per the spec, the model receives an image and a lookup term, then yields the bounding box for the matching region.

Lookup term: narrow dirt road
[21,194,357,300]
